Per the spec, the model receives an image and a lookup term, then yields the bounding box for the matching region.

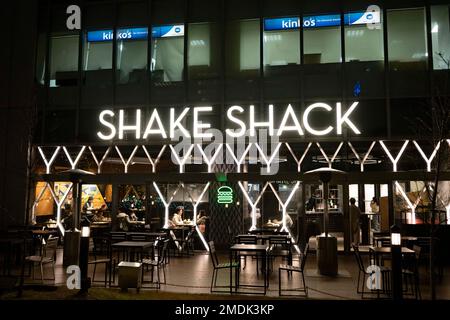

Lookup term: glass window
[83,30,113,85]
[225,19,260,77]
[36,33,47,86]
[188,22,220,79]
[49,34,79,87]
[345,10,384,62]
[431,5,450,70]
[387,8,428,66]
[303,14,341,64]
[263,17,300,67]
[116,27,148,84]
[151,24,185,82]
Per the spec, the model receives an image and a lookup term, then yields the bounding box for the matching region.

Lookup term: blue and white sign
[264,9,381,31]
[264,17,301,31]
[346,11,381,25]
[152,25,184,38]
[303,14,341,28]
[87,27,148,42]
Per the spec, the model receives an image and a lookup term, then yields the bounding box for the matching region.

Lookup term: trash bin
[316,234,338,276]
[63,230,80,267]
[118,261,142,291]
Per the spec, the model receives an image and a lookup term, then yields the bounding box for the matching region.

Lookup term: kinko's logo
[66,265,81,289]
[66,5,81,30]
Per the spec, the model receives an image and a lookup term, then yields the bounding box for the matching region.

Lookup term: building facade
[4,0,450,252]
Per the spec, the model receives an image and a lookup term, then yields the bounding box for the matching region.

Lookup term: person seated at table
[92,205,109,222]
[83,196,95,213]
[197,210,208,233]
[117,212,131,231]
[129,211,138,222]
[172,209,184,226]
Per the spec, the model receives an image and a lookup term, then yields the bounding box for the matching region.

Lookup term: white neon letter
[250,104,274,136]
[143,109,167,139]
[118,109,141,140]
[97,110,116,140]
[193,106,213,138]
[170,108,191,138]
[303,103,333,136]
[277,104,304,136]
[337,102,360,135]
[226,106,246,137]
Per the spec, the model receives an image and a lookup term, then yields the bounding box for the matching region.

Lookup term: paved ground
[1,244,449,300]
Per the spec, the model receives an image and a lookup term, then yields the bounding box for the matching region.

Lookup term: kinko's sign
[97,102,361,140]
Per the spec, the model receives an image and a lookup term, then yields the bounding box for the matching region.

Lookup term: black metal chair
[279,243,309,297]
[268,236,292,272]
[141,239,169,289]
[353,244,391,299]
[88,246,109,287]
[235,235,258,271]
[402,244,421,300]
[24,236,58,283]
[208,241,239,293]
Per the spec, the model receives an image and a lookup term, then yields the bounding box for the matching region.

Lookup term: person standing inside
[350,198,361,244]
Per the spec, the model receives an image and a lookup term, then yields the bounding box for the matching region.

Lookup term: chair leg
[52,262,55,280]
[40,263,44,283]
[156,267,161,289]
[93,264,97,282]
[278,269,282,296]
[210,269,215,292]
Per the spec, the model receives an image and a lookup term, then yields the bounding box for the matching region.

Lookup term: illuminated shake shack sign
[97,102,361,140]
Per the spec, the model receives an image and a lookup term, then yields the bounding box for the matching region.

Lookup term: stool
[118,261,142,291]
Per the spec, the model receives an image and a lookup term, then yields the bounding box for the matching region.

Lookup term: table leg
[229,250,232,294]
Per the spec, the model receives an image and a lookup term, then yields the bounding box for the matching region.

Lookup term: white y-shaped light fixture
[316,142,343,168]
[238,181,269,230]
[348,141,376,172]
[285,142,312,172]
[413,141,441,172]
[196,144,223,173]
[89,146,111,174]
[254,142,282,174]
[379,140,409,172]
[63,146,86,170]
[38,146,61,174]
[169,144,195,173]
[142,145,166,173]
[225,143,253,173]
[115,146,139,173]
[183,182,210,251]
[48,182,73,235]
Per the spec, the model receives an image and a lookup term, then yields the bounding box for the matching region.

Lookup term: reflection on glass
[431,5,450,70]
[151,24,184,82]
[226,19,260,77]
[188,22,220,79]
[345,12,383,62]
[263,23,300,67]
[49,34,79,87]
[303,14,341,64]
[117,28,148,84]
[387,8,428,67]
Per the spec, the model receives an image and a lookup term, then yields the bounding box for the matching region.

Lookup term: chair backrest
[208,241,219,268]
[269,236,291,250]
[43,237,58,260]
[110,232,127,242]
[352,244,365,272]
[236,235,257,244]
[300,243,309,271]
[128,233,147,242]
